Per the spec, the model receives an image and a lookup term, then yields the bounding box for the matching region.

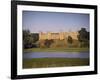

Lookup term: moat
[23,51,89,59]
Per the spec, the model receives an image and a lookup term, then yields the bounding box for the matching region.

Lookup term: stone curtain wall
[39,32,79,40]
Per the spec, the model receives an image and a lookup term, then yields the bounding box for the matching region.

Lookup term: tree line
[23,28,89,49]
[67,28,89,47]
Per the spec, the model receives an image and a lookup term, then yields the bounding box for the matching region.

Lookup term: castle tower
[39,32,43,40]
[47,32,51,40]
[59,32,64,40]
[39,32,47,40]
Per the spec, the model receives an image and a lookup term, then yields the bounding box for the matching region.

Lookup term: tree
[23,36,33,48]
[23,30,30,40]
[67,36,73,47]
[67,36,73,44]
[23,30,33,48]
[77,28,89,47]
[44,39,54,48]
[31,33,39,43]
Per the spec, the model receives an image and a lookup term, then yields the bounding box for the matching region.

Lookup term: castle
[39,32,79,40]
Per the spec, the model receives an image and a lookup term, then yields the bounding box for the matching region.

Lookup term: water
[23,51,89,59]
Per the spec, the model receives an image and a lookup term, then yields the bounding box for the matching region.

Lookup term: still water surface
[23,52,89,59]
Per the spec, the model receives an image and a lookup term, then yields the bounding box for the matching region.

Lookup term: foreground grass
[23,58,89,69]
[24,47,89,53]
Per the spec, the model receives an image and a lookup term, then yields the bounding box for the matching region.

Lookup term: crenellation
[39,32,79,40]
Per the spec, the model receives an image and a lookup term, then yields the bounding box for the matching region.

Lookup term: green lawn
[23,58,89,69]
[24,47,89,53]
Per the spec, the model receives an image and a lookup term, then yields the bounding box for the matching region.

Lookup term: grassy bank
[23,58,89,69]
[24,47,89,53]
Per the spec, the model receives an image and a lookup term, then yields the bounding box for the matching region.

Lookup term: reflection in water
[23,52,89,59]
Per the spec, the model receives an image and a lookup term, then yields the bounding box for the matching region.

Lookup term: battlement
[39,32,78,40]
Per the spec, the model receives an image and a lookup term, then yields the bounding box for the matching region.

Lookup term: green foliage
[67,36,73,48]
[67,36,73,44]
[44,39,54,48]
[23,30,30,40]
[23,58,89,68]
[31,33,39,43]
[24,47,89,53]
[23,30,31,48]
[23,36,33,48]
[23,30,39,48]
[51,39,67,48]
[77,28,89,47]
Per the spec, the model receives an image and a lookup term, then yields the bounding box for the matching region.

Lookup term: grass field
[23,58,89,68]
[24,47,89,53]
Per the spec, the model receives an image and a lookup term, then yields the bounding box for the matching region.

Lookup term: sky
[22,11,90,33]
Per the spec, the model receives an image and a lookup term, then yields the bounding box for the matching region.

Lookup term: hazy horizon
[22,11,90,33]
